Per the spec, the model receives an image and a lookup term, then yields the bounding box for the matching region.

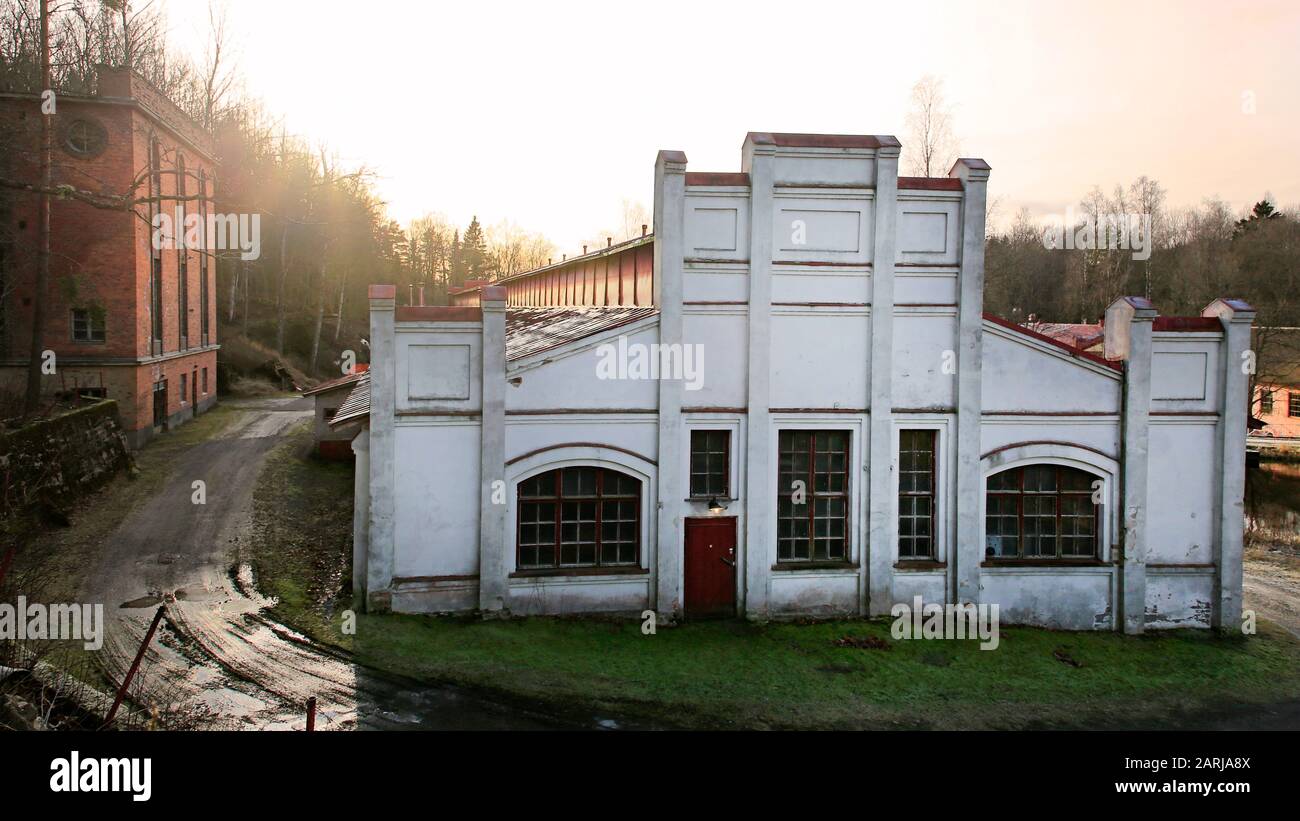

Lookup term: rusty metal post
[306,696,317,731]
[104,605,165,726]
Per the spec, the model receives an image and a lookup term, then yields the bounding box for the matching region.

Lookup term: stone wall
[0,400,131,522]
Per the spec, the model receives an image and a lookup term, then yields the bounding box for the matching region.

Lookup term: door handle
[720,556,735,567]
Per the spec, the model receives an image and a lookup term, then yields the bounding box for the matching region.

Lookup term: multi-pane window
[198,169,210,342]
[1289,392,1300,417]
[202,368,208,394]
[1259,388,1274,415]
[517,467,640,570]
[149,138,163,348]
[179,372,188,404]
[70,308,105,343]
[689,430,729,498]
[985,465,1099,560]
[177,155,189,347]
[898,430,936,559]
[778,430,850,563]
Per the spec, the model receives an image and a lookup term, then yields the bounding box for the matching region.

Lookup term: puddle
[120,595,162,609]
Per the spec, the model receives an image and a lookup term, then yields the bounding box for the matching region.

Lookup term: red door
[684,517,737,619]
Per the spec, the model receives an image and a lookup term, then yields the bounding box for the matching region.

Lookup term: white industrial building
[334,132,1253,633]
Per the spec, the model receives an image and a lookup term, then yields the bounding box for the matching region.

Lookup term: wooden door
[684,517,737,618]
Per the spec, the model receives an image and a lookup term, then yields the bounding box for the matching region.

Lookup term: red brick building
[0,66,218,446]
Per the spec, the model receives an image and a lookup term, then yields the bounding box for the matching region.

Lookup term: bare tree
[903,74,959,178]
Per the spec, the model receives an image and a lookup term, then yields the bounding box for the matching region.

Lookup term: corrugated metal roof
[328,370,370,428]
[301,365,368,397]
[325,307,658,425]
[506,306,658,362]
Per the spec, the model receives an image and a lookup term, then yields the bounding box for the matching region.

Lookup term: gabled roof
[983,312,1122,372]
[507,306,658,362]
[328,370,371,429]
[302,364,369,397]
[327,307,659,427]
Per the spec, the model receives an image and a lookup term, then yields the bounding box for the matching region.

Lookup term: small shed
[301,364,368,460]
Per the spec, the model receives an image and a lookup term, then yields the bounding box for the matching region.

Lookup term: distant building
[335,132,1253,633]
[0,66,219,446]
[302,364,368,459]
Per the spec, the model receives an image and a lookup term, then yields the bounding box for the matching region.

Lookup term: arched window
[517,467,640,570]
[985,465,1099,560]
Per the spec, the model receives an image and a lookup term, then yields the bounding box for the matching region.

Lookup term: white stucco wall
[361,133,1248,632]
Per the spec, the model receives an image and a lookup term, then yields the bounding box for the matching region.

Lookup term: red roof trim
[898,177,963,191]
[685,172,750,186]
[395,306,482,322]
[1153,316,1222,332]
[983,312,1123,372]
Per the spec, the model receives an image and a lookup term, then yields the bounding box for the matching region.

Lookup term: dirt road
[83,397,564,730]
[1244,551,1300,640]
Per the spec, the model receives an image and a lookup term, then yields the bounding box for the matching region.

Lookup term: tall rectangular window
[898,430,936,559]
[1289,392,1300,417]
[180,372,187,404]
[689,430,729,498]
[177,155,188,347]
[777,430,850,563]
[149,138,163,349]
[1259,388,1274,415]
[198,169,210,343]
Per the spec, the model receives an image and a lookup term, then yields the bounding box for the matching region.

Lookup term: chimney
[607,237,612,248]
[418,284,426,306]
[407,284,414,306]
[95,64,133,98]
[583,245,588,255]
[641,224,648,237]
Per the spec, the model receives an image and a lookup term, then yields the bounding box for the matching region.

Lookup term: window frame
[70,308,105,343]
[688,429,730,499]
[777,429,852,565]
[1259,388,1274,415]
[897,429,937,560]
[515,466,642,572]
[984,465,1102,562]
[1289,391,1300,418]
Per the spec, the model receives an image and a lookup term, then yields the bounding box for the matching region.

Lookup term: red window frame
[516,467,640,570]
[898,430,937,560]
[689,429,730,498]
[985,465,1100,561]
[777,430,851,563]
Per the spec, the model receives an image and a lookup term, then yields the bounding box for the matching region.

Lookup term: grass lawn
[250,427,1300,730]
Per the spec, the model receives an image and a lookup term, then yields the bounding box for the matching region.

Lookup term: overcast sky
[163,0,1299,252]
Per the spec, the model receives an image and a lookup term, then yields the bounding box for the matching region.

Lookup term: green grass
[248,429,1300,730]
[332,614,1300,729]
[246,422,355,640]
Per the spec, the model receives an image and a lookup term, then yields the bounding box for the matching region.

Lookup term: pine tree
[462,216,490,280]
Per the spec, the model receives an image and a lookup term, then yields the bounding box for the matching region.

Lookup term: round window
[63,118,108,158]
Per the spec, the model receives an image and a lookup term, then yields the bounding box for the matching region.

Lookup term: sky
[162,0,1300,252]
